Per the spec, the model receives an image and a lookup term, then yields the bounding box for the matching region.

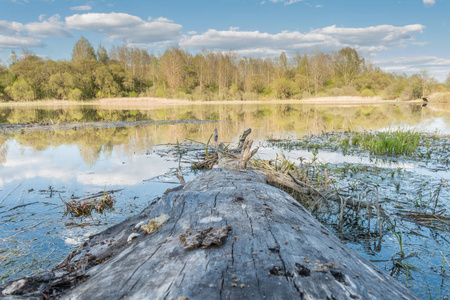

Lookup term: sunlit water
[0,102,449,298]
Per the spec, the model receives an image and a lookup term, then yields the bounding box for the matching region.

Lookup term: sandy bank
[0,96,406,109]
[93,96,398,107]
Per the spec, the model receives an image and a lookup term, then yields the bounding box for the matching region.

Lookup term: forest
[0,36,449,102]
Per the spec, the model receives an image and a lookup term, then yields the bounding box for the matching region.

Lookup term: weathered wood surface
[1,168,418,299]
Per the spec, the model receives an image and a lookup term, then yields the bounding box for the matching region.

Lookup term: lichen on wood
[141,213,170,234]
[179,226,233,250]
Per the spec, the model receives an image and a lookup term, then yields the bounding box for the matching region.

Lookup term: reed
[347,129,420,156]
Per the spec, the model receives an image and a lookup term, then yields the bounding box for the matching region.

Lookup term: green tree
[9,54,46,100]
[333,47,364,86]
[93,65,120,97]
[96,44,109,64]
[355,71,393,94]
[8,50,19,66]
[276,52,288,79]
[401,74,422,100]
[273,78,296,99]
[308,52,331,94]
[48,72,75,99]
[71,59,99,98]
[160,47,187,92]
[5,78,34,101]
[0,65,14,100]
[72,36,96,62]
[251,74,266,94]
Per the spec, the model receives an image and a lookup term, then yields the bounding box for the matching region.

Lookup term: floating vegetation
[396,209,450,231]
[273,129,450,163]
[38,185,63,198]
[394,179,449,231]
[1,119,222,135]
[61,191,115,218]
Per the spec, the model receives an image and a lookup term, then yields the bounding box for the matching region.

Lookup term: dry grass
[299,96,385,103]
[0,95,398,109]
[61,194,115,217]
[430,92,450,103]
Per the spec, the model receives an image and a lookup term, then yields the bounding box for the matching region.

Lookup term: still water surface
[0,102,449,298]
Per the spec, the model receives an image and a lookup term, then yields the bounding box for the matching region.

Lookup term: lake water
[0,102,449,299]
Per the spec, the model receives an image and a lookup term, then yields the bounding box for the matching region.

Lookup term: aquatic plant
[93,194,114,214]
[385,224,420,283]
[389,225,405,257]
[253,152,296,175]
[426,178,448,213]
[61,192,115,217]
[346,129,420,156]
[394,261,420,283]
[62,198,94,217]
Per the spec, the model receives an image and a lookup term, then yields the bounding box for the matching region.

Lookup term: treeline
[0,36,448,102]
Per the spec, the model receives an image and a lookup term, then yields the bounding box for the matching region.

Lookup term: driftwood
[1,132,419,300]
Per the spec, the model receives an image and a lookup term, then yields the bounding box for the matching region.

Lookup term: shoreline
[0,96,418,109]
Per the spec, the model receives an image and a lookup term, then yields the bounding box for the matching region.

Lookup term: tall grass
[346,129,420,156]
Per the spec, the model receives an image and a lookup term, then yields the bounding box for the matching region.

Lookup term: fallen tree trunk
[1,138,419,300]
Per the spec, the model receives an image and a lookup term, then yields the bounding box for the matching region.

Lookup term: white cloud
[0,21,22,35]
[423,0,435,7]
[269,0,303,5]
[181,29,326,51]
[0,14,71,50]
[229,26,240,31]
[70,5,92,11]
[375,56,450,81]
[180,24,425,57]
[153,17,174,23]
[24,15,71,37]
[412,41,428,46]
[0,15,71,38]
[376,56,450,68]
[66,12,182,43]
[66,13,142,30]
[317,24,424,47]
[0,35,44,49]
[316,4,323,8]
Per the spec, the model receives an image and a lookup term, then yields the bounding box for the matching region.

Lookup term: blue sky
[1,0,449,81]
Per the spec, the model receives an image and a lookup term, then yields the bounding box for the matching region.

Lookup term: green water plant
[346,129,420,156]
[387,224,405,257]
